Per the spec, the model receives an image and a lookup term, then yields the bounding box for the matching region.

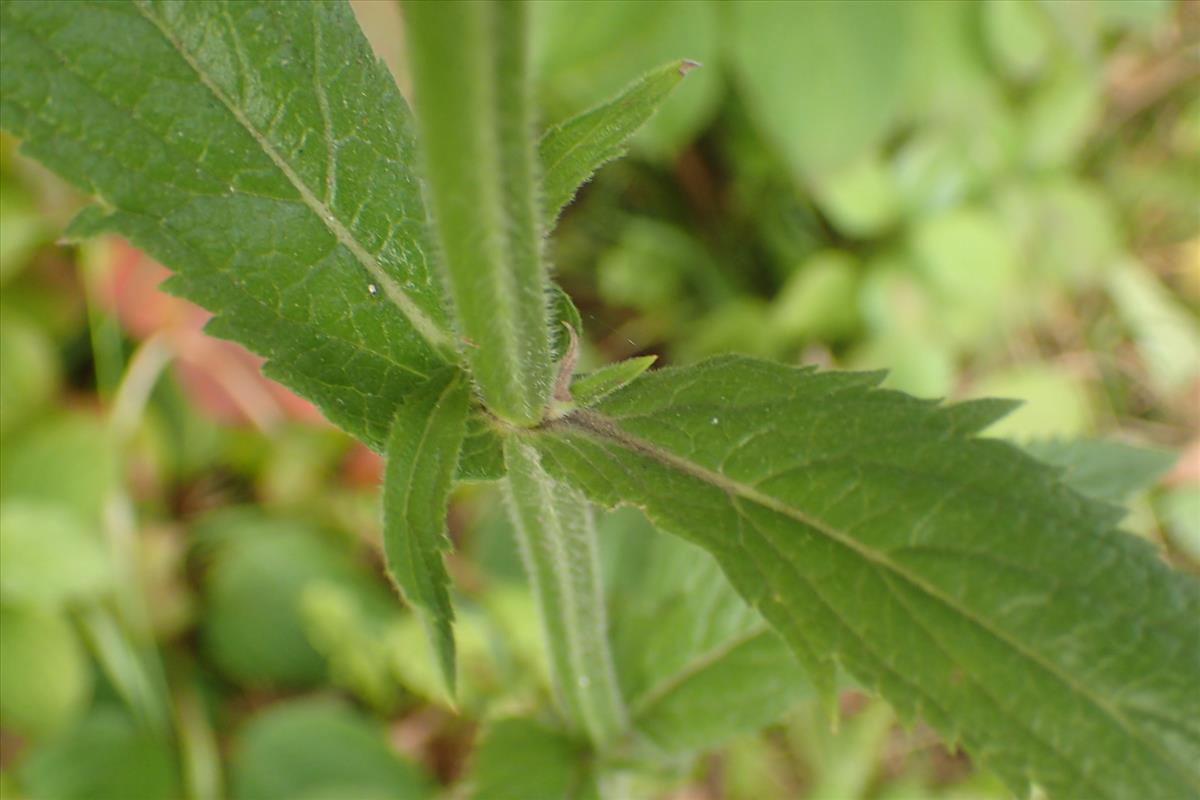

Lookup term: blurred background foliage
[1,1,1197,798]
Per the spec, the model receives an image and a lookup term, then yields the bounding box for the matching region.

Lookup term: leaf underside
[382,368,470,697]
[528,355,1200,800]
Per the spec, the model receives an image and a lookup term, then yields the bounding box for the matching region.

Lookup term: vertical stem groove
[404,1,553,426]
[503,439,627,745]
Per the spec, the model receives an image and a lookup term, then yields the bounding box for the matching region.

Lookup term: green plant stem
[404,0,553,427]
[503,438,627,746]
[80,334,177,733]
[173,675,221,800]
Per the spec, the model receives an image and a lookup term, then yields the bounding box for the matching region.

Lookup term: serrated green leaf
[405,0,553,427]
[602,509,808,754]
[527,355,1200,799]
[0,0,455,451]
[503,439,627,745]
[1023,439,1176,506]
[464,717,597,800]
[539,60,693,224]
[382,368,470,698]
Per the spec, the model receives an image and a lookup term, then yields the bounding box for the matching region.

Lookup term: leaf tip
[678,59,702,77]
[431,617,459,703]
[633,352,662,371]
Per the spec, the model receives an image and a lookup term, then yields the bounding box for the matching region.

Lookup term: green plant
[1,2,1197,798]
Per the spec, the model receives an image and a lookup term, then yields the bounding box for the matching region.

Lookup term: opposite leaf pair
[4,3,1198,799]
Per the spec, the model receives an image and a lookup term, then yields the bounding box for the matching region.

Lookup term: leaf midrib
[628,623,771,721]
[540,106,619,182]
[398,372,460,607]
[131,0,457,357]
[395,370,462,692]
[549,409,1197,793]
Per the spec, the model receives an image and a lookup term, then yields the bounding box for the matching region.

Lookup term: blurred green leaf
[1004,178,1121,288]
[769,250,861,345]
[731,0,908,178]
[596,220,707,312]
[792,699,896,800]
[603,509,808,754]
[0,412,117,522]
[1108,262,1200,397]
[1160,487,1200,564]
[983,0,1052,82]
[0,179,46,282]
[910,208,1019,349]
[678,298,778,362]
[0,603,90,738]
[852,330,956,399]
[972,365,1093,439]
[1021,60,1102,169]
[0,309,58,434]
[301,582,400,712]
[1092,0,1173,32]
[465,717,597,800]
[892,133,976,216]
[199,513,385,687]
[1022,439,1176,505]
[382,601,520,712]
[813,153,902,238]
[18,707,179,800]
[855,263,955,397]
[230,698,433,800]
[0,501,110,606]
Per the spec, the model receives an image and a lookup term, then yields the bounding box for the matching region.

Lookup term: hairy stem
[503,438,627,746]
[404,0,553,426]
